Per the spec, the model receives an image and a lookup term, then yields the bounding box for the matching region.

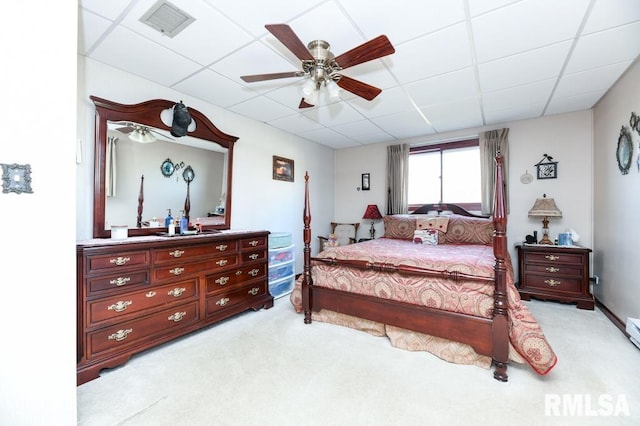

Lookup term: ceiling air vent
[139,0,195,38]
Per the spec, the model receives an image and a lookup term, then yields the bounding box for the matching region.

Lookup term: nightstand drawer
[523,251,584,265]
[524,263,583,277]
[524,274,581,293]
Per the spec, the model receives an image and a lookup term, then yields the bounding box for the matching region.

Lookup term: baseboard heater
[626,318,640,349]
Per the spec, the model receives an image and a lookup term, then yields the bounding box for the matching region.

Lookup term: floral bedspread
[290,238,557,375]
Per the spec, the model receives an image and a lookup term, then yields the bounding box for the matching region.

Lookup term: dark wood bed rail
[301,154,509,381]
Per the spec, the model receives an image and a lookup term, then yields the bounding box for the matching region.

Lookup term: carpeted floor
[77,297,640,425]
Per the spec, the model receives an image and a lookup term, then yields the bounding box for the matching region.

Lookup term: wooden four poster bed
[291,154,557,381]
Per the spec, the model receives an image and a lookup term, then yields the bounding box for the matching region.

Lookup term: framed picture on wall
[361,173,370,190]
[273,156,294,182]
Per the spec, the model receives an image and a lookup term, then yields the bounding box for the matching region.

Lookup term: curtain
[479,128,509,215]
[386,144,409,214]
[106,136,118,197]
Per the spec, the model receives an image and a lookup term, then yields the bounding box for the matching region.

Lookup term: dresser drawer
[206,283,267,316]
[153,254,239,281]
[153,240,238,264]
[87,251,150,274]
[205,263,266,294]
[242,249,266,263]
[87,301,199,358]
[523,251,584,266]
[523,274,582,293]
[87,270,151,296]
[241,236,267,251]
[524,263,583,277]
[88,279,198,326]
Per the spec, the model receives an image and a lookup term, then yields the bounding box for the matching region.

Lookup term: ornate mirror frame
[91,96,238,238]
[616,125,633,175]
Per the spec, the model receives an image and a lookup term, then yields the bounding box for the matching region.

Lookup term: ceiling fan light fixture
[129,127,157,144]
[326,79,341,101]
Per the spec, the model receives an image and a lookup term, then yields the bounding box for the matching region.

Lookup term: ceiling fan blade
[241,71,303,83]
[298,98,314,109]
[116,126,134,134]
[265,24,314,61]
[336,75,382,101]
[334,35,395,69]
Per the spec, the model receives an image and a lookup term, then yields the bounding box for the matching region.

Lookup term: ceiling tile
[349,86,416,119]
[419,98,484,132]
[369,110,435,139]
[554,62,630,98]
[79,0,132,20]
[582,0,640,35]
[390,23,473,83]
[478,41,572,92]
[546,90,605,115]
[472,0,591,63]
[339,0,466,44]
[564,21,640,74]
[267,113,324,134]
[405,68,478,107]
[228,96,298,122]
[332,120,396,144]
[78,9,113,54]
[483,79,556,113]
[299,127,359,149]
[89,26,202,86]
[173,69,257,107]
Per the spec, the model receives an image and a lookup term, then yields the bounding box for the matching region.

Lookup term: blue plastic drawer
[268,244,294,267]
[269,274,294,299]
[269,260,294,282]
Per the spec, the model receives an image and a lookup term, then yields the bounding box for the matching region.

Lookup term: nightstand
[516,244,594,310]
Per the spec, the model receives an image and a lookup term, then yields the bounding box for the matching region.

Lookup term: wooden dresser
[77,231,274,385]
[516,244,594,310]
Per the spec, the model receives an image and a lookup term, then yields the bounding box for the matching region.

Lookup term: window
[408,139,480,211]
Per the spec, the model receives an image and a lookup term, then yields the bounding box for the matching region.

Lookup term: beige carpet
[77,298,640,425]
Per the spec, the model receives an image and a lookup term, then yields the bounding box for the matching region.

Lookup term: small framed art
[361,173,370,190]
[535,154,558,179]
[273,156,294,182]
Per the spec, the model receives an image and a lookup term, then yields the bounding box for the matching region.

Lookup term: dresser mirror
[91,96,238,238]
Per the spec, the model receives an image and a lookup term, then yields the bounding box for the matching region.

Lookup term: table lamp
[528,194,562,245]
[362,204,383,239]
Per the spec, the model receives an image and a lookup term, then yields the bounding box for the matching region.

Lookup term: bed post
[492,153,509,382]
[302,172,313,324]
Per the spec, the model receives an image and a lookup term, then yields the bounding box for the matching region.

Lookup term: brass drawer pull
[248,287,259,296]
[146,291,156,298]
[544,279,561,287]
[248,240,259,247]
[110,257,131,266]
[168,311,187,322]
[216,244,228,251]
[216,259,228,266]
[545,267,560,273]
[170,267,185,276]
[107,300,132,312]
[168,287,186,297]
[216,297,230,307]
[248,268,260,277]
[215,276,229,286]
[169,249,184,258]
[236,270,243,276]
[108,328,133,342]
[110,276,131,287]
[249,253,259,260]
[544,255,560,261]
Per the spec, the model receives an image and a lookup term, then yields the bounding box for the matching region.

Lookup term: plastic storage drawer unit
[268,240,295,298]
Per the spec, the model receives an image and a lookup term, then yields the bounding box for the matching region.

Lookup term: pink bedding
[290,238,557,375]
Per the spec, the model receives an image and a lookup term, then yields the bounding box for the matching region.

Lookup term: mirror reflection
[91,96,238,238]
[105,122,228,230]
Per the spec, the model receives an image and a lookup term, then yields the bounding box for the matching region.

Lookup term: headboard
[411,203,488,218]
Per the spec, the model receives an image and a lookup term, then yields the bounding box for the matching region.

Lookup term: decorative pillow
[382,215,418,240]
[439,214,494,245]
[413,229,438,245]
[416,216,450,233]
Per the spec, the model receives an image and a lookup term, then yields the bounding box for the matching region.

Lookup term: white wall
[0,3,77,424]
[334,110,594,274]
[593,59,640,322]
[77,58,336,272]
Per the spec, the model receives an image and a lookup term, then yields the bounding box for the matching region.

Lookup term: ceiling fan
[241,24,395,108]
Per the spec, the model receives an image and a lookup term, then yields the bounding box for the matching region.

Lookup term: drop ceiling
[78,0,640,149]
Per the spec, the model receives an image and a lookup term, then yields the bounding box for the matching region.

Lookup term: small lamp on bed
[528,194,562,245]
[362,204,383,239]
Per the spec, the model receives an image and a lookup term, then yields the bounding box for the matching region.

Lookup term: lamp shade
[129,127,156,144]
[362,204,383,220]
[528,194,562,218]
